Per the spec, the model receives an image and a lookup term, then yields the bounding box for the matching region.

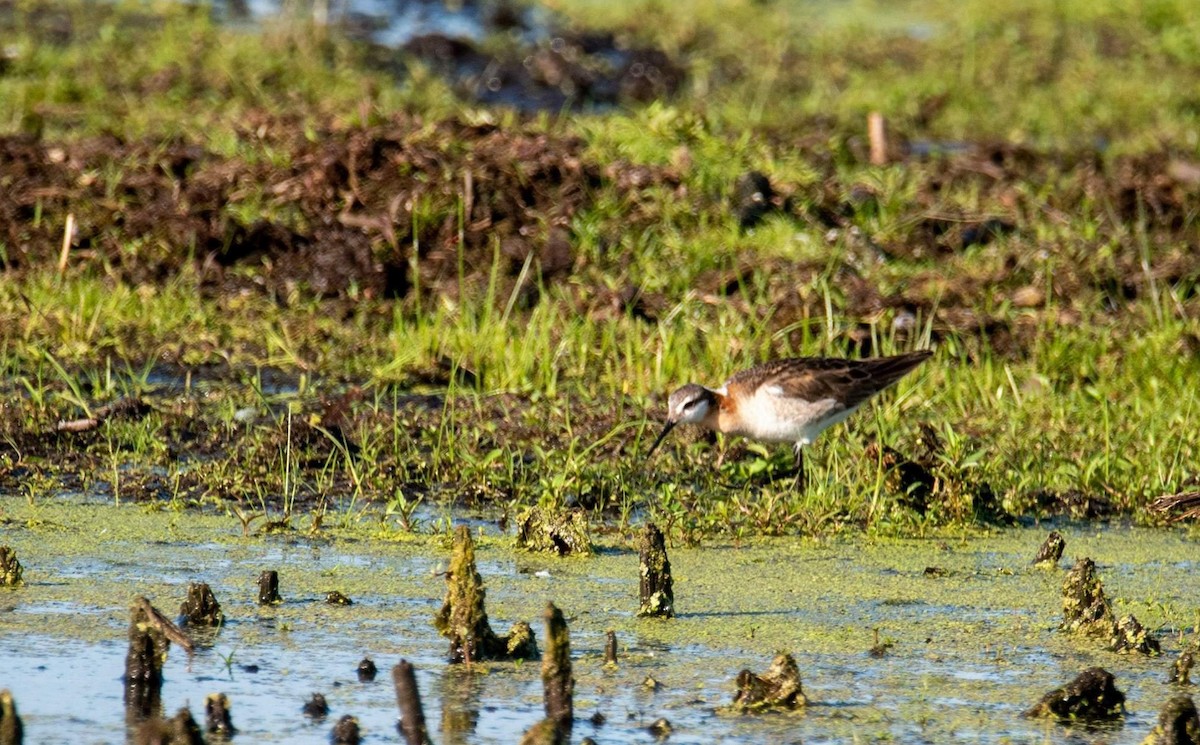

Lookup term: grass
[0,0,1198,538]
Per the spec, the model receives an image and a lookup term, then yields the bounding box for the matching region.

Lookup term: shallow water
[1,501,1197,743]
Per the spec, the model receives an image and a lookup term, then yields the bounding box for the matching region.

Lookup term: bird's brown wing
[727,352,932,410]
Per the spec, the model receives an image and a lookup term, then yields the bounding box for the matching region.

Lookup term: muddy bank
[2,124,1199,356]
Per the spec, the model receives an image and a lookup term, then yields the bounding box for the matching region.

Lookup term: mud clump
[179,582,223,628]
[434,525,538,663]
[1033,531,1066,566]
[863,442,935,514]
[515,508,593,556]
[637,523,674,618]
[733,171,789,230]
[1024,667,1126,721]
[0,547,22,587]
[1140,695,1200,745]
[730,653,807,712]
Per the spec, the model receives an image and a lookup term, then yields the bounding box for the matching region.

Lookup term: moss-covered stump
[0,547,22,587]
[1061,558,1116,636]
[433,526,538,663]
[730,653,808,712]
[1140,695,1200,745]
[1171,651,1195,685]
[204,693,234,737]
[0,690,23,745]
[1024,667,1126,721]
[541,602,574,733]
[515,508,593,556]
[1033,531,1066,566]
[125,597,194,719]
[1114,614,1161,656]
[638,523,674,618]
[134,707,205,745]
[392,660,431,745]
[180,583,223,628]
[1058,559,1160,654]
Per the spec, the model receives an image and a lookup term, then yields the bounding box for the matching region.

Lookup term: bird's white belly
[732,392,858,445]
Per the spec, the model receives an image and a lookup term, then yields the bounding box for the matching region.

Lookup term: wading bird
[647,350,933,489]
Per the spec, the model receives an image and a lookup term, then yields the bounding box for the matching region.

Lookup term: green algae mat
[1,501,1198,742]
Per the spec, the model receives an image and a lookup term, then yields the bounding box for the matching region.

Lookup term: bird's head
[646,384,718,457]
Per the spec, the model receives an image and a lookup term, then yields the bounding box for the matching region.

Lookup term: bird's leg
[791,444,807,493]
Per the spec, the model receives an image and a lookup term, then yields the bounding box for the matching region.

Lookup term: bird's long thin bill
[646,421,677,458]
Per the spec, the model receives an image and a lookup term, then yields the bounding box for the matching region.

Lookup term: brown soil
[0,115,632,304]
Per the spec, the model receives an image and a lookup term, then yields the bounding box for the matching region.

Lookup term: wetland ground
[3,502,1200,743]
[2,0,1200,741]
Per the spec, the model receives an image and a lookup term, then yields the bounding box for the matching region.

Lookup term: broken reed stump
[515,508,593,556]
[204,693,234,737]
[1024,667,1126,721]
[257,570,281,605]
[1061,557,1115,635]
[638,523,674,618]
[519,602,575,745]
[302,693,330,719]
[331,715,361,745]
[1060,557,1160,654]
[1170,651,1195,685]
[392,660,431,745]
[180,582,224,627]
[1033,531,1065,566]
[1140,695,1200,745]
[134,707,204,745]
[433,525,538,663]
[604,630,618,666]
[0,690,22,745]
[542,602,574,733]
[731,653,807,712]
[868,111,887,166]
[0,547,22,587]
[125,597,194,720]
